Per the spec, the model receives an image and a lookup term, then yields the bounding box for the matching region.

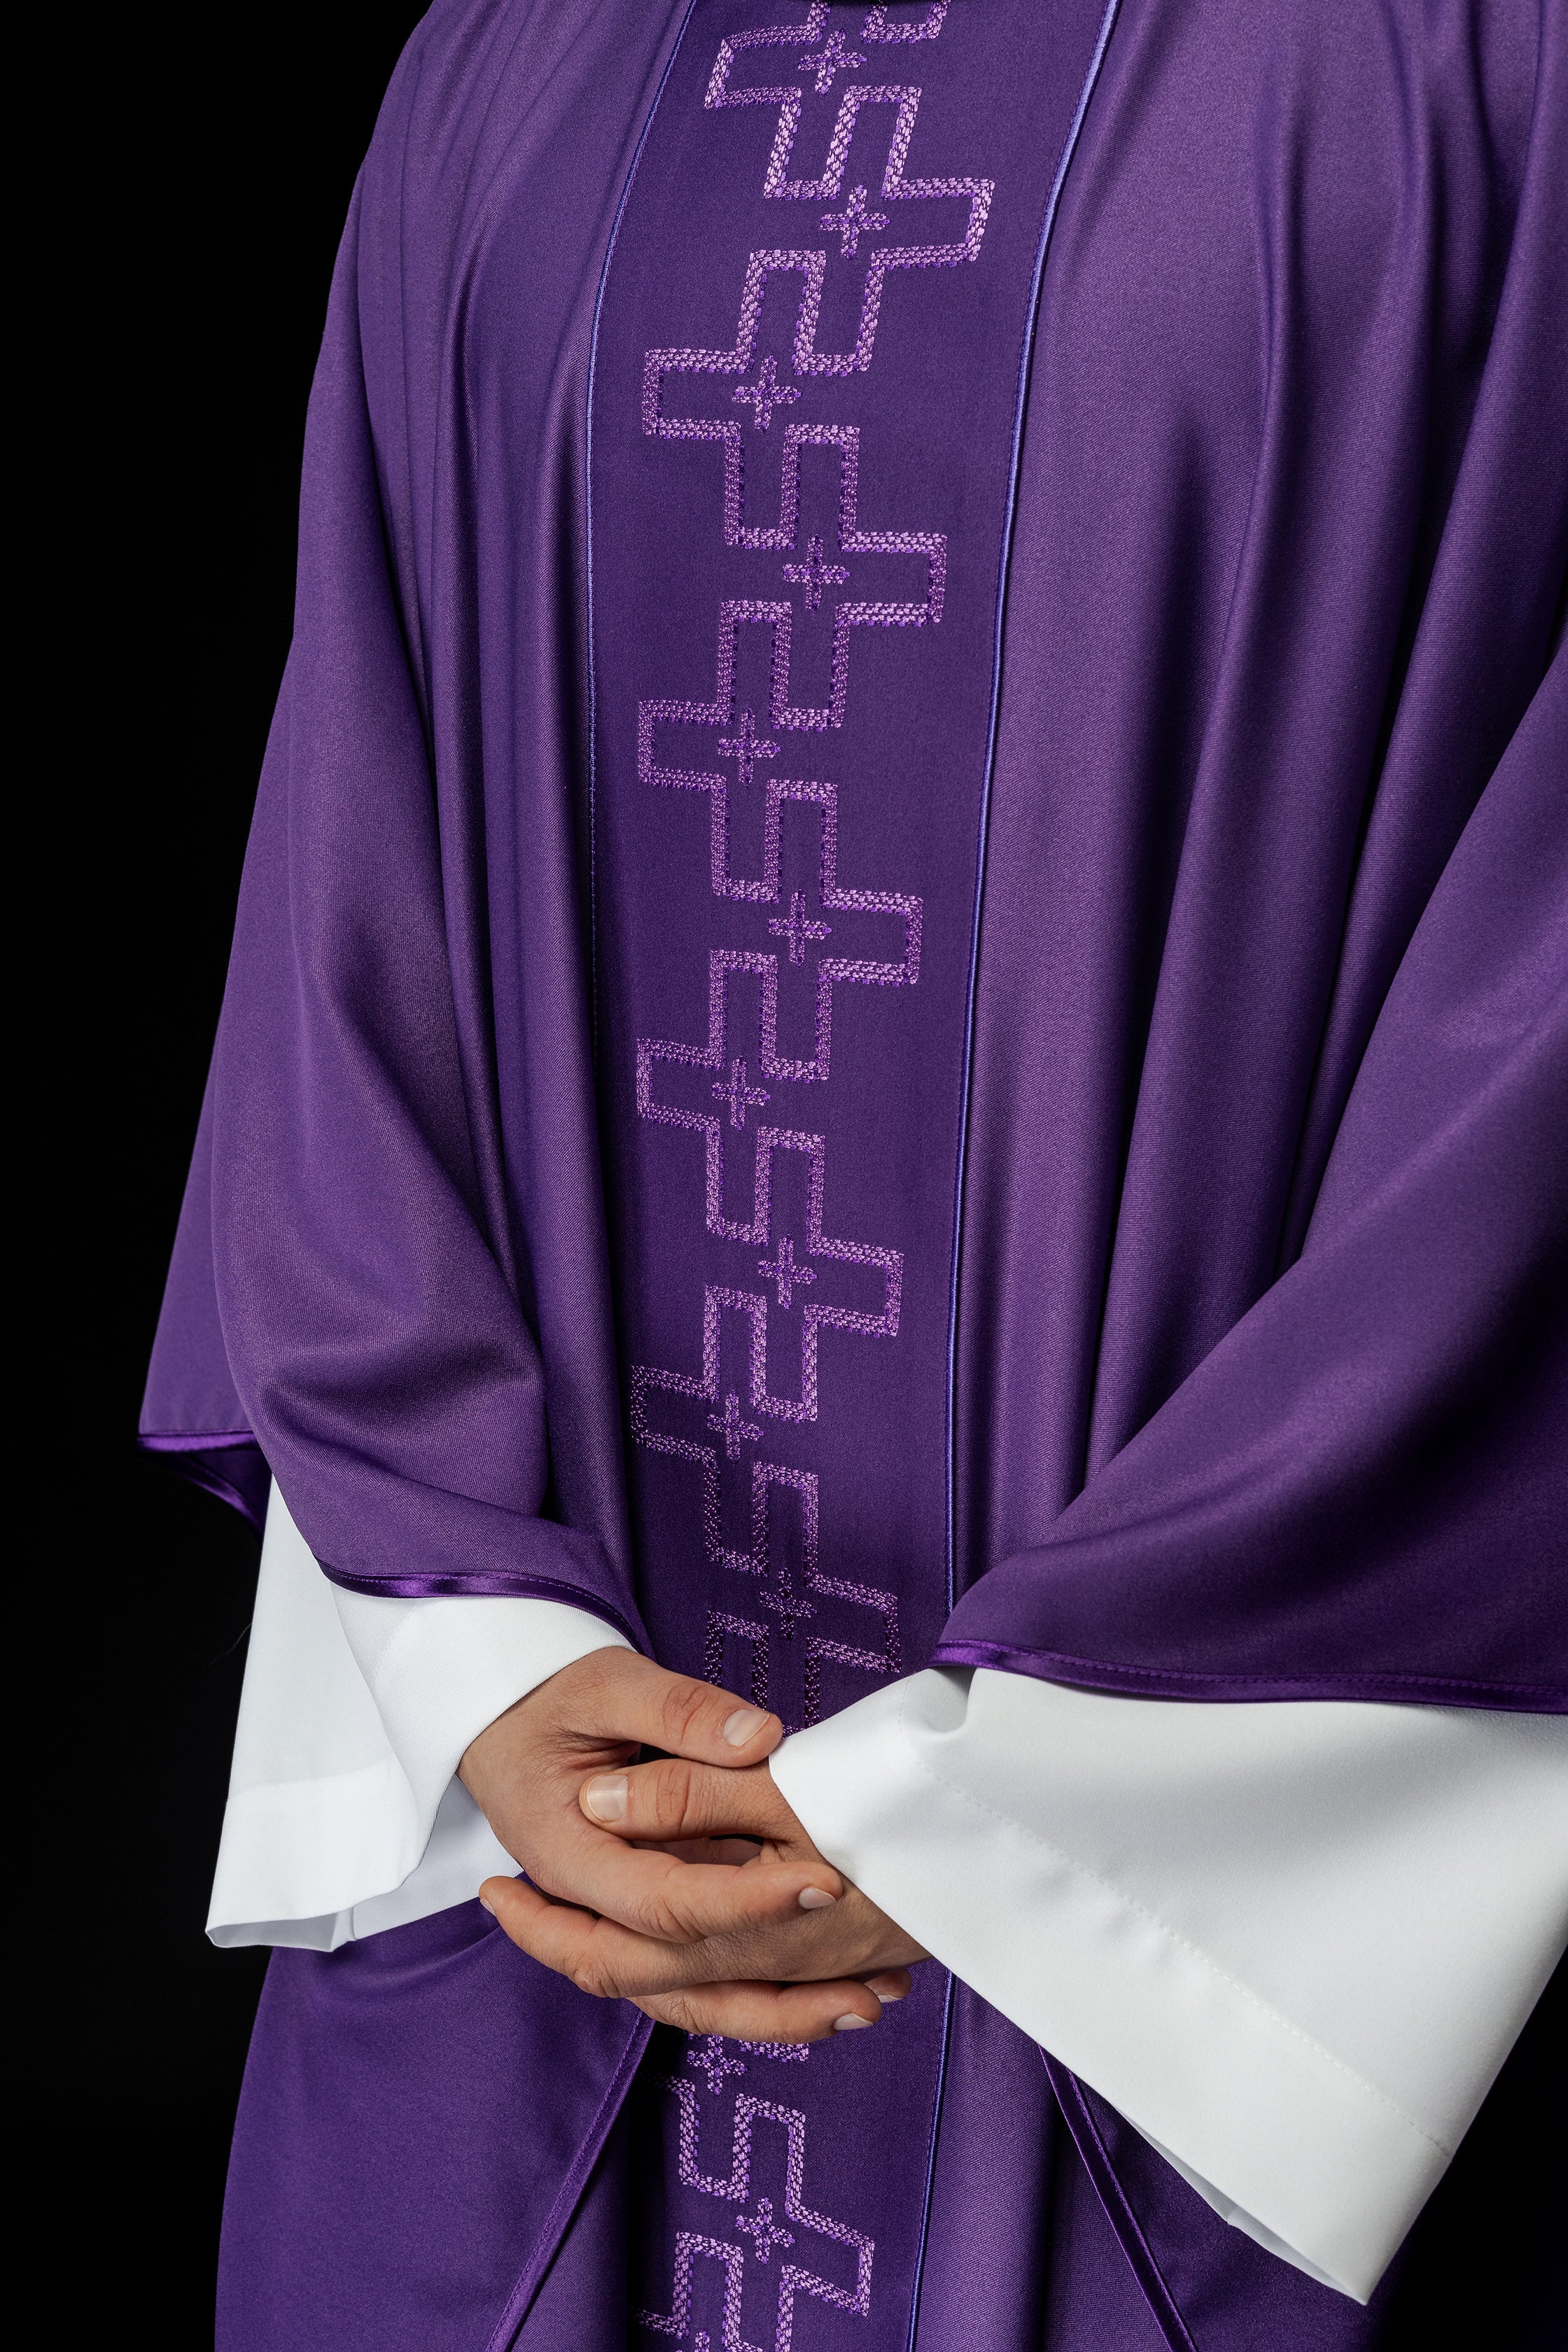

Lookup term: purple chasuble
[140,1,1567,2347]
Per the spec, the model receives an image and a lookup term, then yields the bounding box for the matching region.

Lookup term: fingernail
[865,1974,906,2003]
[797,1886,836,1911]
[833,2012,874,2032]
[723,1706,770,1747]
[478,1894,495,1916]
[582,1773,628,1822]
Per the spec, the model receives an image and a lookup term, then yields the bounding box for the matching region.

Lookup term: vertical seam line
[942,0,1128,1616]
[584,0,704,1068]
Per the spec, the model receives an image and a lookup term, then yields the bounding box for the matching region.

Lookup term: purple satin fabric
[216,1903,650,2352]
[140,0,1567,1701]
[140,0,1567,2344]
[939,0,1567,1707]
[589,8,1114,2337]
[225,1921,1566,2351]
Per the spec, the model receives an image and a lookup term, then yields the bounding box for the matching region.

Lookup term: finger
[634,1835,764,1867]
[479,1875,666,1995]
[479,1875,836,1998]
[568,1651,783,1767]
[580,1756,811,1856]
[632,1977,886,2041]
[545,1830,841,1944]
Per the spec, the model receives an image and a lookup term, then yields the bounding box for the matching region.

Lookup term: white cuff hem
[772,1667,1567,2302]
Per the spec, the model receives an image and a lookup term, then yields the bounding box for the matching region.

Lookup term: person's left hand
[481,1749,927,2042]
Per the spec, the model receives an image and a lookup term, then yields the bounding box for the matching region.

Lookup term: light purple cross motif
[686,2034,748,2096]
[797,27,864,92]
[768,890,832,965]
[708,1391,763,1461]
[782,535,850,612]
[760,1566,816,1636]
[716,708,778,788]
[820,184,889,258]
[757,1234,816,1310]
[736,2194,796,2264]
[712,1056,769,1128]
[732,354,799,432]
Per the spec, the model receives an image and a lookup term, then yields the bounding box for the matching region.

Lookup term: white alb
[208,1485,1568,2302]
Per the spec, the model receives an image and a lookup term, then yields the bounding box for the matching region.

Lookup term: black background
[29,4,427,2333]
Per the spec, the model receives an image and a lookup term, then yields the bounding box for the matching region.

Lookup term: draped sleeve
[939,0,1567,1711]
[141,155,643,1641]
[939,662,1567,1707]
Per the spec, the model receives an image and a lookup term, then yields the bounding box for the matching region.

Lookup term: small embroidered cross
[736,2194,796,2264]
[760,1570,816,1634]
[782,536,850,612]
[713,1056,770,1128]
[798,29,864,92]
[717,708,778,788]
[820,184,888,258]
[768,889,833,965]
[757,1234,816,1310]
[708,1391,763,1462]
[687,2035,748,2095]
[732,354,799,432]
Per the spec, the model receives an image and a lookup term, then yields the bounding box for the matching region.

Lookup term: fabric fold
[207,1483,629,1949]
[772,1666,1568,2300]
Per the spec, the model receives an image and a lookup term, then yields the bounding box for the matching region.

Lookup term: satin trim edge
[929,1639,1567,1714]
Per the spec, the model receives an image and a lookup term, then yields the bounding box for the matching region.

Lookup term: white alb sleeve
[770,1665,1568,2305]
[206,1481,631,1952]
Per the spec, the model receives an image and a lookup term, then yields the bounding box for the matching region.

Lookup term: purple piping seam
[170,1459,266,1532]
[584,0,704,1058]
[137,1427,258,1451]
[942,0,1126,1618]
[904,1968,956,2352]
[485,2005,657,2352]
[931,1638,1568,1714]
[1042,2055,1197,2352]
[137,1438,642,1637]
[136,1431,267,1530]
[320,1563,648,1650]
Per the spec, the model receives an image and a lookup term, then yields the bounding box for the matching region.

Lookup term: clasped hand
[460,1650,925,2040]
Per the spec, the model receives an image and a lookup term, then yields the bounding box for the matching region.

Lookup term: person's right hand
[458,1648,908,2036]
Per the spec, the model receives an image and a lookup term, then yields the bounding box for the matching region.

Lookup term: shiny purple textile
[142,0,1567,1701]
[939,0,1568,1709]
[142,0,1567,2345]
[586,6,1117,2334]
[222,1917,1564,2351]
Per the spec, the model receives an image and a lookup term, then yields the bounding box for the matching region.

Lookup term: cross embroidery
[757,1235,816,1310]
[686,2036,748,2096]
[736,2194,796,2264]
[760,1560,816,1635]
[820,185,889,258]
[732,354,799,432]
[782,535,850,611]
[798,28,864,93]
[708,1391,763,1460]
[716,708,778,788]
[712,1056,770,1128]
[769,890,833,965]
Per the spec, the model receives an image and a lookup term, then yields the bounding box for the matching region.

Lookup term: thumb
[576,1650,783,1767]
